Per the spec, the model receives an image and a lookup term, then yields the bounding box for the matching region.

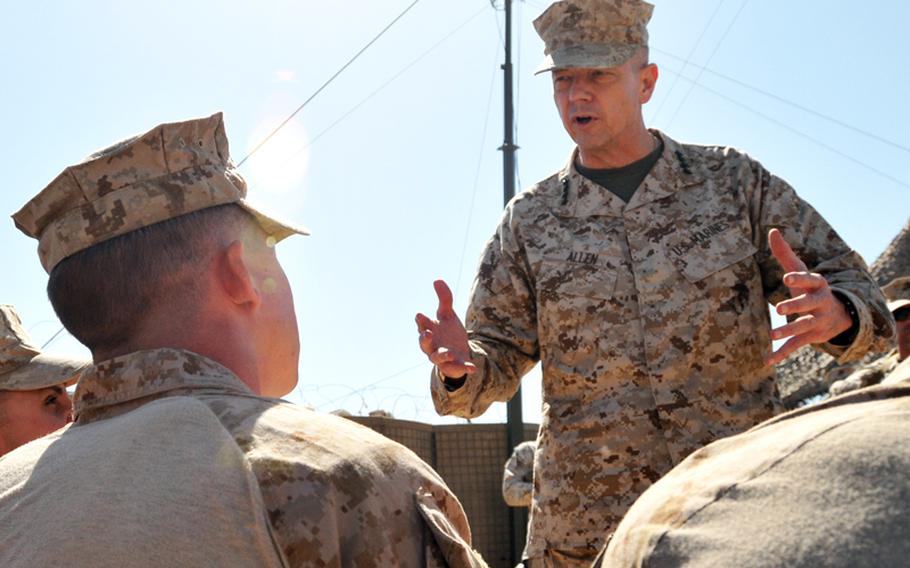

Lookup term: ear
[640,63,658,104]
[215,240,261,310]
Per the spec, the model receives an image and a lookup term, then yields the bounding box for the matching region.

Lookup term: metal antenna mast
[499,0,527,562]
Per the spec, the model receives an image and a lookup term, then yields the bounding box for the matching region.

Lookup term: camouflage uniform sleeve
[829,364,887,396]
[220,404,487,568]
[417,485,491,568]
[432,205,540,418]
[501,443,534,507]
[739,154,895,362]
[257,453,486,567]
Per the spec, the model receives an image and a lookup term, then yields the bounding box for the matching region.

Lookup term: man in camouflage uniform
[415,0,894,564]
[502,440,536,508]
[0,305,84,457]
[3,113,486,567]
[830,276,910,396]
[503,440,536,567]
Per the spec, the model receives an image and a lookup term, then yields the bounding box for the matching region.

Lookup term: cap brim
[535,44,642,75]
[1,353,89,391]
[888,299,910,313]
[239,199,310,242]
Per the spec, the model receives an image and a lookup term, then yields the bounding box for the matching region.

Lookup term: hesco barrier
[350,416,538,568]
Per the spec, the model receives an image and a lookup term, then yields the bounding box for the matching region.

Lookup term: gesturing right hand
[415,280,477,378]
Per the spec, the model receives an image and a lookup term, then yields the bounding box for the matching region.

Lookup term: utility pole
[499,0,526,563]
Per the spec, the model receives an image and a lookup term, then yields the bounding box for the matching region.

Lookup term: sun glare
[245,115,310,199]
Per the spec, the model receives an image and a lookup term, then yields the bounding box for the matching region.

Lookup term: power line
[653,47,910,156]
[265,5,489,174]
[39,3,483,395]
[650,0,724,124]
[40,326,66,350]
[665,0,749,129]
[514,0,523,142]
[237,0,422,168]
[455,28,501,303]
[492,2,506,49]
[660,64,910,190]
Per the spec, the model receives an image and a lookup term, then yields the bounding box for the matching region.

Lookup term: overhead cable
[40,326,66,350]
[653,47,910,156]
[665,0,750,129]
[661,64,910,190]
[237,0,422,168]
[455,29,502,303]
[515,0,523,139]
[266,4,489,173]
[650,0,724,124]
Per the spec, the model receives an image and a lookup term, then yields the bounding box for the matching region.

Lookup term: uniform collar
[555,130,705,217]
[73,348,252,423]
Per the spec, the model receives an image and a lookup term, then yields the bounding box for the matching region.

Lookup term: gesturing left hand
[765,228,853,366]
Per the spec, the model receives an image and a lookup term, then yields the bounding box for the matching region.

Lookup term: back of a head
[0,397,288,568]
[12,112,307,357]
[4,113,308,566]
[46,203,252,354]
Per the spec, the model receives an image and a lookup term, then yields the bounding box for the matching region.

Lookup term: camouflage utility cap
[534,0,653,74]
[0,305,86,391]
[883,276,910,312]
[13,112,309,273]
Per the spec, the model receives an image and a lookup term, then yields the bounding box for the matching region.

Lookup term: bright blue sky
[2,1,907,424]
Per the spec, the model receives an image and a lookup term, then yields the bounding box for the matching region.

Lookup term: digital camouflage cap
[0,305,86,391]
[13,112,309,273]
[533,0,653,74]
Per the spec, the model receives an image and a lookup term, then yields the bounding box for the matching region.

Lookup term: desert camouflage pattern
[882,353,910,386]
[73,348,487,568]
[12,112,307,273]
[502,440,536,507]
[829,349,901,396]
[432,130,894,558]
[0,396,290,568]
[533,0,653,74]
[0,304,85,391]
[597,373,910,568]
[830,275,910,395]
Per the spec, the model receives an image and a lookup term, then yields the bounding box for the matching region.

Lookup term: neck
[92,313,265,396]
[578,128,657,169]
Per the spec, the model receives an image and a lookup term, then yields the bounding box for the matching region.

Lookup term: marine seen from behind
[1,113,487,567]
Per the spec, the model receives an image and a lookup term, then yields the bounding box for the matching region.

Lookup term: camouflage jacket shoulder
[75,348,487,568]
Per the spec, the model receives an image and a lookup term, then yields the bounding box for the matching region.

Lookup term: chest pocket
[538,257,618,301]
[668,219,757,283]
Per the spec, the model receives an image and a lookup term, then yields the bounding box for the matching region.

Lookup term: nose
[62,394,74,423]
[568,77,592,102]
